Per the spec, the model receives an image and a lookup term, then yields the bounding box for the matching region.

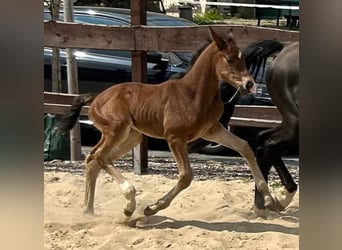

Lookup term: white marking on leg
[120,180,136,213]
[120,180,135,196]
[275,186,297,210]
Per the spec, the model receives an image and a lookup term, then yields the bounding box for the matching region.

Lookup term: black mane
[243,40,283,79]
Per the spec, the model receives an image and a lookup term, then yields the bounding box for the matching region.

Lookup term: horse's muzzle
[240,80,256,95]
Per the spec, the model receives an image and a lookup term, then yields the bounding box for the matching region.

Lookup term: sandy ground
[44,158,299,250]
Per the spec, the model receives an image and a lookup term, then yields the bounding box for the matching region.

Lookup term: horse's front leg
[203,123,275,210]
[253,146,273,217]
[261,127,298,212]
[144,136,193,216]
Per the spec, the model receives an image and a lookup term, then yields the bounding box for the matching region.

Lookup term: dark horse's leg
[254,124,298,214]
[254,48,299,214]
[254,143,273,211]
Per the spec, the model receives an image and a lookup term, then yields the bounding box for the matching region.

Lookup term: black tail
[58,93,97,134]
[243,40,284,79]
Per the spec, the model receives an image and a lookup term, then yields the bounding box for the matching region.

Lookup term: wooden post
[50,0,62,93]
[64,0,82,161]
[131,0,148,174]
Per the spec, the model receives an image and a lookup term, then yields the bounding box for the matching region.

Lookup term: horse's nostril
[246,81,254,90]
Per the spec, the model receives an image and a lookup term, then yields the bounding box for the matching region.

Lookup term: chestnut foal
[59,27,275,218]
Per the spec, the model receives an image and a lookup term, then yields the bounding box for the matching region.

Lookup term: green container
[44,114,70,161]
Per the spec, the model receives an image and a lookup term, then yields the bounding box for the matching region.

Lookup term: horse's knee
[256,128,274,146]
[237,139,255,159]
[179,172,193,190]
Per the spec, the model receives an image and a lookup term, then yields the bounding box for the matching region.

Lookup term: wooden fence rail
[44,22,299,52]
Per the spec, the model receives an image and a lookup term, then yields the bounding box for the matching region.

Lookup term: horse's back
[269,42,299,76]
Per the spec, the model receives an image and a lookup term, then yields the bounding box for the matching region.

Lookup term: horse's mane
[171,39,245,103]
[170,40,212,80]
[243,40,284,80]
[174,39,285,82]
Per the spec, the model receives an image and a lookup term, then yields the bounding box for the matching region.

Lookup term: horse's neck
[180,44,220,103]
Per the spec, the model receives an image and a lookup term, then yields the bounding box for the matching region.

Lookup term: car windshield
[253,57,274,99]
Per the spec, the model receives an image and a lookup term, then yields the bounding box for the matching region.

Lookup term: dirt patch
[44,156,299,249]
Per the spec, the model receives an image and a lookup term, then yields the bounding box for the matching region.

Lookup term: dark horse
[189,39,299,216]
[250,40,299,216]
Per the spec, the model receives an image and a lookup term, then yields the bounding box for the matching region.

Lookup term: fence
[180,1,299,26]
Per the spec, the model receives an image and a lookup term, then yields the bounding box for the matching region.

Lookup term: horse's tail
[243,40,284,79]
[58,93,97,134]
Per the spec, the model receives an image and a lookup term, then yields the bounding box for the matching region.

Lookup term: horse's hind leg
[83,135,105,214]
[203,123,275,209]
[84,123,142,217]
[100,129,143,217]
[85,135,105,164]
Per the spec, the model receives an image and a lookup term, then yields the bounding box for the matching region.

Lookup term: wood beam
[44,22,299,52]
[131,0,148,175]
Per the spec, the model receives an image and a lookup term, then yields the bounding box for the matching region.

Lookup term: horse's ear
[209,26,226,50]
[226,28,238,54]
[227,28,236,44]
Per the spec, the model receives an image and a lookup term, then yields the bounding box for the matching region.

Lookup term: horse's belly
[132,124,165,139]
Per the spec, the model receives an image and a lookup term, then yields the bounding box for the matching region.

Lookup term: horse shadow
[135,211,299,236]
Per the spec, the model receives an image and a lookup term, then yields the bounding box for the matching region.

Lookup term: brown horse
[58,27,275,218]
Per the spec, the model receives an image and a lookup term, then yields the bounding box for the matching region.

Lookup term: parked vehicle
[44,6,273,154]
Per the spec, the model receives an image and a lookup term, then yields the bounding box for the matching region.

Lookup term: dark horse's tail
[58,93,97,134]
[243,40,284,79]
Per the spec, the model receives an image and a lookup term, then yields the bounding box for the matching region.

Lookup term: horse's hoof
[264,195,275,209]
[271,198,286,212]
[274,187,296,211]
[253,206,268,219]
[124,209,134,217]
[83,208,94,215]
[143,205,158,216]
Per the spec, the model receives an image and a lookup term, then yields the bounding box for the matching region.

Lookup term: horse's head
[209,27,256,94]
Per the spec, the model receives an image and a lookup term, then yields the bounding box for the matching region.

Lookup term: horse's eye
[226,56,233,64]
